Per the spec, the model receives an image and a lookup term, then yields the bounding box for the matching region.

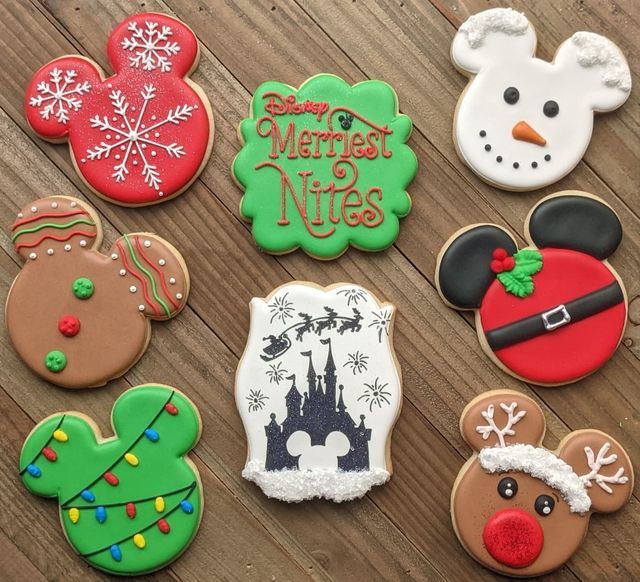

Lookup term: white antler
[476,402,527,447]
[579,443,629,494]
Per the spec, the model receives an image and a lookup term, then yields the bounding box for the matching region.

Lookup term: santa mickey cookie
[451,8,631,191]
[6,196,189,388]
[25,13,213,206]
[436,192,627,386]
[19,384,203,575]
[452,390,633,577]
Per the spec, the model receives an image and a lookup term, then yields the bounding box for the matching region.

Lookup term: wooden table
[1,1,638,580]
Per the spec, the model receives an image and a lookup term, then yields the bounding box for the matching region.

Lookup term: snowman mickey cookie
[25,13,214,206]
[451,8,631,191]
[436,192,627,386]
[452,390,633,577]
[6,196,189,388]
[236,282,402,502]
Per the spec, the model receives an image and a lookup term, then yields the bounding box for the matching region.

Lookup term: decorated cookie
[6,196,189,388]
[236,282,402,501]
[232,74,417,259]
[452,390,633,576]
[436,192,627,386]
[19,385,202,575]
[451,7,631,191]
[25,13,213,206]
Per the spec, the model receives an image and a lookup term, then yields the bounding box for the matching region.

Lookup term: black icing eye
[535,495,555,516]
[543,100,559,117]
[503,87,520,105]
[497,477,518,499]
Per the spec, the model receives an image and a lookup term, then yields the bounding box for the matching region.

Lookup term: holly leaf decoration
[513,249,543,276]
[497,270,535,298]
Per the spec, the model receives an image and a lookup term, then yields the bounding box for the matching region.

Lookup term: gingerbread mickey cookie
[436,192,627,386]
[6,196,189,388]
[451,7,631,191]
[20,384,203,575]
[25,13,213,206]
[452,390,633,577]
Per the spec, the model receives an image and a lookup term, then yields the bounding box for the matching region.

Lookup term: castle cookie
[451,8,631,191]
[452,390,633,577]
[6,196,189,388]
[25,13,213,206]
[20,384,203,575]
[236,282,402,501]
[232,74,418,259]
[436,192,627,385]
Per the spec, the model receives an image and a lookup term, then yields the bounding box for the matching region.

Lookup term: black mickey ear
[527,194,622,260]
[436,225,518,309]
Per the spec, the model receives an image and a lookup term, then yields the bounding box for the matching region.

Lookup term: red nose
[483,508,543,569]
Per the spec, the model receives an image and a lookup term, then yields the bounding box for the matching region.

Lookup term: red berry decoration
[493,248,508,261]
[490,248,516,274]
[58,315,81,337]
[502,257,516,271]
[490,260,504,274]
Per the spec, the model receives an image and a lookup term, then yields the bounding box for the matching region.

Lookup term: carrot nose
[512,121,546,146]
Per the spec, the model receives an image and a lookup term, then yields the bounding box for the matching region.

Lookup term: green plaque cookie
[233,74,418,259]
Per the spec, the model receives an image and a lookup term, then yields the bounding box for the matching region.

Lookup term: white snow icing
[479,444,592,514]
[458,8,529,49]
[242,461,390,503]
[571,32,631,92]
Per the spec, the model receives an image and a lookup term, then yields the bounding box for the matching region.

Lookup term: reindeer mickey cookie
[436,192,627,386]
[451,8,631,191]
[233,74,417,259]
[19,384,203,575]
[25,13,213,206]
[6,196,189,388]
[236,282,402,502]
[452,390,633,577]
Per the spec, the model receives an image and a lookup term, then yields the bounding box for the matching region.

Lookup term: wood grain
[0,0,638,580]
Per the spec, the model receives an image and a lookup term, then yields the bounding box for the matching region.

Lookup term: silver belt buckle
[542,304,571,331]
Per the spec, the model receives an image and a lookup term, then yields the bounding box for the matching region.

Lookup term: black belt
[485,281,624,351]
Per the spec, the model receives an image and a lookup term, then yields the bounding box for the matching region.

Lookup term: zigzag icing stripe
[134,236,180,310]
[116,239,162,317]
[12,209,87,229]
[12,218,96,242]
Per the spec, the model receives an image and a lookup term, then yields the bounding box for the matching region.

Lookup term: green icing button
[72,277,94,299]
[45,350,67,373]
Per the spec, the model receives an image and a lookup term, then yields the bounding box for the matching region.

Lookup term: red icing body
[482,508,544,568]
[480,249,626,384]
[24,14,212,206]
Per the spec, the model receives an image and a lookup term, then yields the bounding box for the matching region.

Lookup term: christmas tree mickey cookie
[6,195,189,389]
[436,192,628,386]
[19,384,203,575]
[451,7,631,191]
[232,74,418,259]
[452,390,633,577]
[25,12,214,206]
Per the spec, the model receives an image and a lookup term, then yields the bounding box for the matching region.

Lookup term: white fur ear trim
[571,32,631,92]
[479,444,592,513]
[452,8,535,74]
[458,8,529,49]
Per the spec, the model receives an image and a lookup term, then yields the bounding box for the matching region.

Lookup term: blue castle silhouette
[264,339,372,471]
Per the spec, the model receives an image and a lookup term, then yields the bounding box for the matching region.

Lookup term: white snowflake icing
[121,21,180,72]
[84,84,194,192]
[29,68,91,124]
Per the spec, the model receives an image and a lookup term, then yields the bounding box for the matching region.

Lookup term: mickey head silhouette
[6,196,189,388]
[436,192,628,385]
[287,431,351,470]
[452,390,633,577]
[451,8,631,191]
[25,13,214,206]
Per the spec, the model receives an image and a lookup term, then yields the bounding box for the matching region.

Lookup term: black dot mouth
[478,130,552,170]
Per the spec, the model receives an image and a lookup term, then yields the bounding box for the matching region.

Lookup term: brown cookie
[452,390,634,577]
[6,196,189,388]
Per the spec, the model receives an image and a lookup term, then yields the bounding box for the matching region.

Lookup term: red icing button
[482,508,543,569]
[58,315,80,337]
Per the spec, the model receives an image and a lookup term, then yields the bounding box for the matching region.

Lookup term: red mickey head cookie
[25,13,213,206]
[452,390,633,577]
[6,196,189,388]
[436,192,627,385]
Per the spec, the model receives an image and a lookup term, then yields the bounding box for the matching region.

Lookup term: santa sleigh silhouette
[260,333,292,361]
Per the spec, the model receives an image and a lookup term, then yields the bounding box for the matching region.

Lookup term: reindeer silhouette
[338,309,363,335]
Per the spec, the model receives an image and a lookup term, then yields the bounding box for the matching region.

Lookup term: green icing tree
[233,74,418,259]
[19,385,202,575]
